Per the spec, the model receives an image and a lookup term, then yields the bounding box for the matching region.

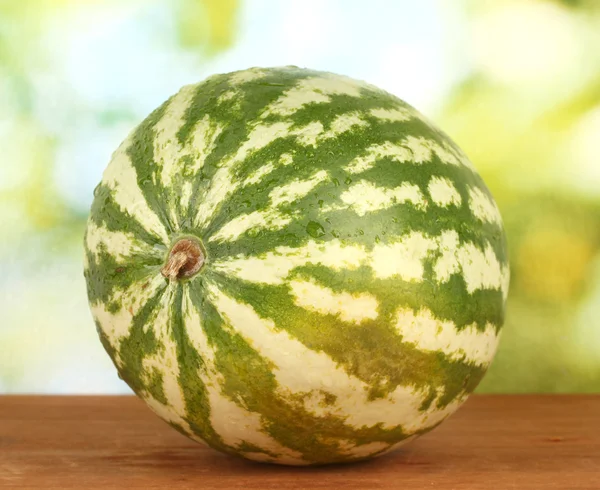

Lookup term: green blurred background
[1,0,599,393]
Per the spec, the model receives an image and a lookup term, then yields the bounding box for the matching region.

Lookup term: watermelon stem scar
[161,237,205,281]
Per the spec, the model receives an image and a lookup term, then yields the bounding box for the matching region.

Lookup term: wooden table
[1,395,598,489]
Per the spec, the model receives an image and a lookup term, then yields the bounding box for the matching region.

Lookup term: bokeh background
[1,0,599,394]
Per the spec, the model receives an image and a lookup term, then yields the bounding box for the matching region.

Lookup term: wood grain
[0,395,598,489]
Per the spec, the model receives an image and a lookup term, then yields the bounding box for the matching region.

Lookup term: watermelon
[84,66,509,465]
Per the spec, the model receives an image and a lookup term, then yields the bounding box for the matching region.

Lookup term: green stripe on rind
[207,271,488,403]
[125,100,178,234]
[117,287,165,396]
[167,284,236,455]
[84,66,509,465]
[88,183,166,250]
[192,281,451,464]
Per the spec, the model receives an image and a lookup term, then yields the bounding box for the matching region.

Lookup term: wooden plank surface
[0,395,599,489]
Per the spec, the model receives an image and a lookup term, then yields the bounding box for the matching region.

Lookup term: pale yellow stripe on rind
[217,90,237,103]
[193,165,233,230]
[229,68,267,85]
[210,170,328,244]
[214,230,508,297]
[208,210,293,244]
[261,85,328,119]
[260,74,365,119]
[182,117,225,213]
[102,135,169,244]
[402,136,451,164]
[369,107,412,123]
[236,113,363,193]
[89,275,165,361]
[85,220,148,263]
[299,391,334,418]
[395,308,500,366]
[193,122,292,230]
[269,170,329,207]
[140,288,204,443]
[181,289,307,465]
[212,240,365,285]
[207,285,469,433]
[152,85,197,230]
[344,136,472,176]
[293,121,325,147]
[433,230,509,298]
[91,301,138,357]
[280,153,294,166]
[241,162,276,188]
[371,231,438,281]
[433,231,462,282]
[289,278,378,324]
[322,112,368,139]
[428,176,462,207]
[181,181,194,212]
[153,94,224,224]
[239,156,295,192]
[458,243,508,296]
[187,115,225,175]
[344,142,413,174]
[338,180,427,217]
[153,84,197,189]
[468,187,503,226]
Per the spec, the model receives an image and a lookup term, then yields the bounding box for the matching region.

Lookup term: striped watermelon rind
[84,66,509,465]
